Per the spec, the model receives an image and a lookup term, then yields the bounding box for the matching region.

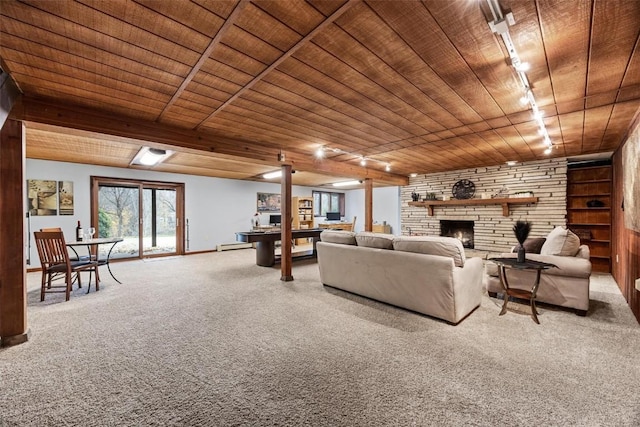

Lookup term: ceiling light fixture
[315,147,325,158]
[359,157,367,166]
[506,161,517,166]
[385,164,391,172]
[262,170,282,179]
[410,173,418,178]
[487,0,554,155]
[332,180,362,187]
[131,147,173,167]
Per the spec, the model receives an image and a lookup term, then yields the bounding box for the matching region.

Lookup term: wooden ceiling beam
[13,96,408,186]
[157,0,250,121]
[195,0,358,128]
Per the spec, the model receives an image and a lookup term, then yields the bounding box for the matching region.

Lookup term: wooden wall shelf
[408,197,539,217]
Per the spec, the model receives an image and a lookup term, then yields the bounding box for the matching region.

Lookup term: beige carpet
[1,250,639,426]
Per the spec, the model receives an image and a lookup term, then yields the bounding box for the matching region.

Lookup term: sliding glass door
[92,177,184,259]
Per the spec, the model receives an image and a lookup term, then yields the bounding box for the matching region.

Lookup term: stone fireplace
[440,220,474,249]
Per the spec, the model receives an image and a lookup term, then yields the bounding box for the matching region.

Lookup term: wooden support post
[364,178,373,232]
[0,119,29,347]
[280,164,293,281]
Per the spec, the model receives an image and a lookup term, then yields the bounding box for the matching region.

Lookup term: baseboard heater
[216,242,252,252]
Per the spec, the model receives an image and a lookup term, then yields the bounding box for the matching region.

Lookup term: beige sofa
[316,231,484,325]
[485,227,592,315]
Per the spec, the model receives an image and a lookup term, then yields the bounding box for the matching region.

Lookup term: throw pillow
[511,237,546,254]
[320,230,357,245]
[355,232,394,249]
[540,226,581,256]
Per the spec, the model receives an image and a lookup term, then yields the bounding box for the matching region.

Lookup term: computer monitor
[269,214,281,225]
[326,212,341,221]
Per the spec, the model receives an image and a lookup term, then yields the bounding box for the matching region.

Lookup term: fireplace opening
[440,220,474,249]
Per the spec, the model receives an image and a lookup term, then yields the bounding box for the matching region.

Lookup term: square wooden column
[0,119,29,347]
[364,178,373,232]
[280,164,293,281]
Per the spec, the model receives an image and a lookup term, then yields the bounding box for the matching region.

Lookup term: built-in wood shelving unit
[566,163,612,273]
[408,197,538,217]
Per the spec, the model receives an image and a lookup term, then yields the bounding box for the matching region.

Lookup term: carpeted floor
[1,250,639,426]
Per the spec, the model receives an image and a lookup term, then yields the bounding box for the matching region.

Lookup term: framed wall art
[257,192,281,212]
[27,179,58,216]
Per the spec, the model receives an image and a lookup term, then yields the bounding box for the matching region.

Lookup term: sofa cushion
[511,237,546,254]
[320,230,357,245]
[392,236,466,267]
[355,232,394,249]
[540,226,581,256]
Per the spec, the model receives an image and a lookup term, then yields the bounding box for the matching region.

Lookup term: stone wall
[401,159,568,252]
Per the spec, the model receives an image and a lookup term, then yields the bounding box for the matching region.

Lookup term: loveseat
[485,226,592,315]
[316,231,484,324]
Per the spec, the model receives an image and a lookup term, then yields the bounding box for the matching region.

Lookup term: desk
[67,237,124,284]
[318,222,353,231]
[489,257,557,324]
[372,224,391,234]
[236,229,323,266]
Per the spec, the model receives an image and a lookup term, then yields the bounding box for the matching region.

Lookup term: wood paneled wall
[612,143,640,324]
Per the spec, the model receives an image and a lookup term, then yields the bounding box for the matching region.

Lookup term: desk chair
[34,231,100,301]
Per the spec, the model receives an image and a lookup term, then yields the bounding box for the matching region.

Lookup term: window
[313,191,345,217]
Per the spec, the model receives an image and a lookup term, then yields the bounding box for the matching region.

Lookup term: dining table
[66,237,124,284]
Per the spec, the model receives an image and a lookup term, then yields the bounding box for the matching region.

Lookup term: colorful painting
[623,122,640,232]
[257,192,281,212]
[58,181,74,215]
[27,179,57,216]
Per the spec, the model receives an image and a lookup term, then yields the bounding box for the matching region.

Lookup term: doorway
[91,176,184,259]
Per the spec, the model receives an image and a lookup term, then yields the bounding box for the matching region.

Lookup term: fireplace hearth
[440,220,474,249]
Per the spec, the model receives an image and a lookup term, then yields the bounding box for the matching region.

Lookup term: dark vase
[517,245,526,263]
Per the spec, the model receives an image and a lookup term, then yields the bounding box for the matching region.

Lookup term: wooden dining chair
[34,231,100,301]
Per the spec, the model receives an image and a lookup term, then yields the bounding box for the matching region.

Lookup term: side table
[488,257,557,324]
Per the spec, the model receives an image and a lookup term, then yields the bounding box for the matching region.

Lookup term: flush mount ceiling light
[262,170,282,179]
[506,161,517,166]
[332,180,362,187]
[131,147,173,167]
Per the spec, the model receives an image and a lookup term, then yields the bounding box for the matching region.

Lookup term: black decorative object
[411,191,420,202]
[513,220,532,263]
[452,179,475,199]
[586,199,605,208]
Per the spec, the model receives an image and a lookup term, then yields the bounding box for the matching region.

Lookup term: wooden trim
[408,197,539,217]
[159,0,250,121]
[196,0,358,127]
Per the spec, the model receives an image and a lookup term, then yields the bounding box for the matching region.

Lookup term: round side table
[488,257,557,324]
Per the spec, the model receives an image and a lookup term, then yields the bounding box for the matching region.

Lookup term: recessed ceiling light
[544,147,552,155]
[506,161,517,166]
[385,164,391,172]
[315,147,325,158]
[410,173,418,178]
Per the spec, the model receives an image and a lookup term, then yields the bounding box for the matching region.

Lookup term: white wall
[345,186,401,234]
[26,159,350,267]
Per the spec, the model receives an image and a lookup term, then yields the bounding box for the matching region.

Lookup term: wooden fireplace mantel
[408,197,539,217]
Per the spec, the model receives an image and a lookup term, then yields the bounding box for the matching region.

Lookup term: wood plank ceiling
[1,0,639,187]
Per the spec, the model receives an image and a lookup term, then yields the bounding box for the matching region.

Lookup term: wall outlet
[636,278,640,292]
